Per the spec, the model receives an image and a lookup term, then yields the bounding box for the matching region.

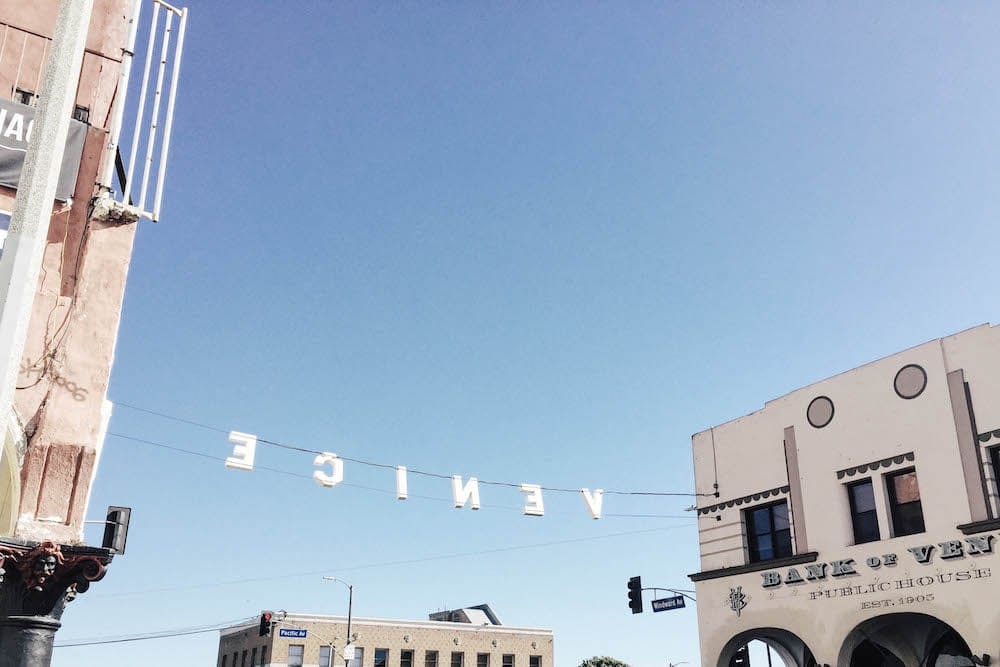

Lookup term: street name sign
[279,629,308,638]
[652,595,685,612]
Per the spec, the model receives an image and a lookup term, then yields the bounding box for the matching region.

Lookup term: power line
[54,617,251,648]
[107,431,697,519]
[112,401,713,498]
[92,525,689,599]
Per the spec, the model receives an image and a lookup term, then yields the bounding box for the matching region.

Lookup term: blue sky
[54,3,1000,667]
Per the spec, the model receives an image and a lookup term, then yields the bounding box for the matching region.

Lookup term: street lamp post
[322,577,354,667]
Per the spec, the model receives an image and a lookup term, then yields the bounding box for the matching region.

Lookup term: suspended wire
[54,617,253,648]
[91,525,688,599]
[113,402,713,497]
[106,432,697,519]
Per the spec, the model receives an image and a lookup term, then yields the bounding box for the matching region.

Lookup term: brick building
[217,607,554,667]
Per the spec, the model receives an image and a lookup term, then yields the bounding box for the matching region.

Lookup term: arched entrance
[717,628,818,667]
[839,613,975,667]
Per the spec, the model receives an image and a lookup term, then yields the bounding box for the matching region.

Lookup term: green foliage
[578,657,630,667]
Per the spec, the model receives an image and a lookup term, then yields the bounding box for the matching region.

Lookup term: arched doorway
[717,628,818,667]
[839,613,975,667]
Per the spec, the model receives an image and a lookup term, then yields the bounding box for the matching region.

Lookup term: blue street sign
[652,595,686,612]
[279,629,308,638]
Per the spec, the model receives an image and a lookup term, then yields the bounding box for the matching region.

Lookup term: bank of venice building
[688,324,1000,667]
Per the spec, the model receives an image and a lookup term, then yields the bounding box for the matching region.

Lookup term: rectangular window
[452,652,465,667]
[529,657,541,667]
[991,447,1000,497]
[350,647,365,667]
[320,646,332,667]
[261,647,267,666]
[233,653,238,667]
[402,650,415,667]
[222,655,228,667]
[242,650,248,667]
[376,649,389,667]
[426,651,439,667]
[477,654,489,667]
[503,656,514,667]
[745,500,793,563]
[848,479,880,544]
[288,645,305,667]
[251,649,257,667]
[887,468,925,536]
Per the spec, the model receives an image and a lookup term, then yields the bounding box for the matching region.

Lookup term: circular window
[894,364,927,399]
[807,396,835,428]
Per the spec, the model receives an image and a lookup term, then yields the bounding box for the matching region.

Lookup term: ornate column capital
[0,538,113,618]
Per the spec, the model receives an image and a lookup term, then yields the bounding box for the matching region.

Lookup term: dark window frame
[375,649,390,667]
[502,656,514,667]
[401,650,415,667]
[529,657,542,667]
[477,654,489,667]
[320,645,332,667]
[451,652,465,667]
[426,651,439,667]
[847,478,881,544]
[991,447,1000,499]
[744,500,793,563]
[886,467,926,537]
[288,644,305,667]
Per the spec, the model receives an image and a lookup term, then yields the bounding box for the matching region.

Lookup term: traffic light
[259,611,273,636]
[627,576,643,614]
[101,506,131,554]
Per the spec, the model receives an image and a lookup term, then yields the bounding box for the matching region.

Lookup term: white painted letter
[520,483,544,516]
[313,452,344,487]
[225,431,257,471]
[580,488,604,519]
[396,466,408,500]
[451,476,480,510]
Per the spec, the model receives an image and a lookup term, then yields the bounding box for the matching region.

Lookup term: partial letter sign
[396,466,408,500]
[225,431,257,471]
[452,476,481,510]
[580,488,604,519]
[313,452,344,487]
[520,483,544,516]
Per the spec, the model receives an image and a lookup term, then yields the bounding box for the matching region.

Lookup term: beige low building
[217,606,554,667]
[689,323,1000,666]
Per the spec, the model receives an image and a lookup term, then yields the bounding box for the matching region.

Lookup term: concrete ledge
[688,552,819,582]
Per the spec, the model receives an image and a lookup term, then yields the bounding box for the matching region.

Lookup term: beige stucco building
[217,607,554,667]
[689,323,1000,667]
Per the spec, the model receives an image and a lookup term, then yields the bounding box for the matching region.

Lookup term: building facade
[688,323,1000,667]
[217,608,554,667]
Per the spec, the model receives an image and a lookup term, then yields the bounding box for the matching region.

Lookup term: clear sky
[54,3,1000,667]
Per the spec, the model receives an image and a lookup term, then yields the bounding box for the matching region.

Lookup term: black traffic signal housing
[102,506,131,554]
[627,576,643,614]
[259,610,273,636]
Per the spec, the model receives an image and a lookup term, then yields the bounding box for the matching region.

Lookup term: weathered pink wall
[0,0,136,544]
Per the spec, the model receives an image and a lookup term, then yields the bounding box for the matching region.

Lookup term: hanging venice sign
[0,98,87,201]
[224,431,608,519]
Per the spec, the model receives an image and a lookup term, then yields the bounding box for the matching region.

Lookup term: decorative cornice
[956,518,1000,535]
[836,452,914,480]
[978,429,1000,444]
[0,538,112,617]
[697,486,790,515]
[689,552,819,582]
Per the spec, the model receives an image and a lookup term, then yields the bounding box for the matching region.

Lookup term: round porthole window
[894,364,927,399]
[807,396,835,428]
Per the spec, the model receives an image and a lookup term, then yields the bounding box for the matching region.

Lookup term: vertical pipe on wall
[98,0,143,190]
